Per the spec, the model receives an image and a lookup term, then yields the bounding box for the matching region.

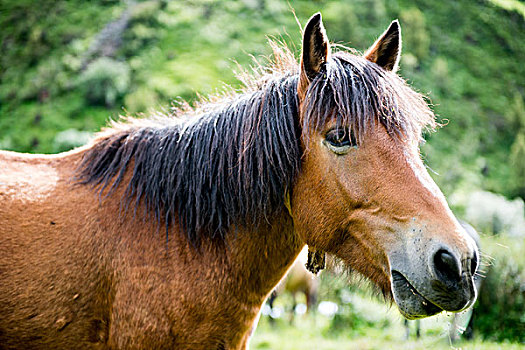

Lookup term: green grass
[251,312,524,350]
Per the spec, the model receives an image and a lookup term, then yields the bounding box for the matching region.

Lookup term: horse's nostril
[434,249,461,282]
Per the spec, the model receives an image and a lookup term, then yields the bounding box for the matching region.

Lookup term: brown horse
[0,14,479,349]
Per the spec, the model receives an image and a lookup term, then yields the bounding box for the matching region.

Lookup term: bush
[474,237,525,342]
[464,191,525,236]
[318,272,390,336]
[124,87,159,113]
[326,303,389,336]
[78,57,130,107]
[399,8,430,62]
[510,131,525,199]
[52,128,92,153]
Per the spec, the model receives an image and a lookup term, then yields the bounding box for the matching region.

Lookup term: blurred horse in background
[266,248,319,324]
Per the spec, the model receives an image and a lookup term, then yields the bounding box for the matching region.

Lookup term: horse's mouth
[391,270,443,320]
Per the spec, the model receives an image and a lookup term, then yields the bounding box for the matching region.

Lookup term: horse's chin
[391,270,443,320]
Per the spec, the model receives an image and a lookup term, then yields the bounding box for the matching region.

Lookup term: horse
[0,13,479,349]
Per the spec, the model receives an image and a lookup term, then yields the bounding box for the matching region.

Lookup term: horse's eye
[324,128,357,155]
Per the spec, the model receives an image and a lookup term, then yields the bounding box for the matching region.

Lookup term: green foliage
[488,0,525,18]
[399,7,430,61]
[430,57,449,92]
[317,271,391,337]
[510,131,525,198]
[78,58,130,107]
[507,93,525,198]
[506,92,525,130]
[124,87,159,114]
[326,304,389,336]
[474,236,525,342]
[52,128,92,153]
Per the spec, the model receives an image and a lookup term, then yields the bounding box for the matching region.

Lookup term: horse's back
[0,150,74,246]
[0,151,63,204]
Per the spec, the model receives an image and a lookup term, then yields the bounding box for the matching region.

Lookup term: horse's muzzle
[391,270,443,319]
[390,247,478,320]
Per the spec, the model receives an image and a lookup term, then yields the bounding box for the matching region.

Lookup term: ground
[251,291,523,350]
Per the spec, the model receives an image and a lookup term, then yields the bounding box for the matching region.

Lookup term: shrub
[510,131,525,199]
[399,8,430,62]
[474,237,525,342]
[319,272,390,336]
[52,128,92,153]
[124,87,159,113]
[465,191,525,237]
[78,57,130,107]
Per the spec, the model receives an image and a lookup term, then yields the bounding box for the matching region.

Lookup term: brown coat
[0,149,302,349]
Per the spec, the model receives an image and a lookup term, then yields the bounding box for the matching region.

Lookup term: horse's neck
[73,138,303,302]
[162,208,302,347]
[226,210,304,302]
[58,148,302,347]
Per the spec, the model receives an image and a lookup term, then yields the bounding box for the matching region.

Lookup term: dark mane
[76,44,435,243]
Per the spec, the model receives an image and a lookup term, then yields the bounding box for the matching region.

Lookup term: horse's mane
[77,42,435,243]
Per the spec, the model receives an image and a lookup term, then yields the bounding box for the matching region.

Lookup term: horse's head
[291,14,478,319]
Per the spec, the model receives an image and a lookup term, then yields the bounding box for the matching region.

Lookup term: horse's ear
[298,13,330,99]
[364,20,401,72]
